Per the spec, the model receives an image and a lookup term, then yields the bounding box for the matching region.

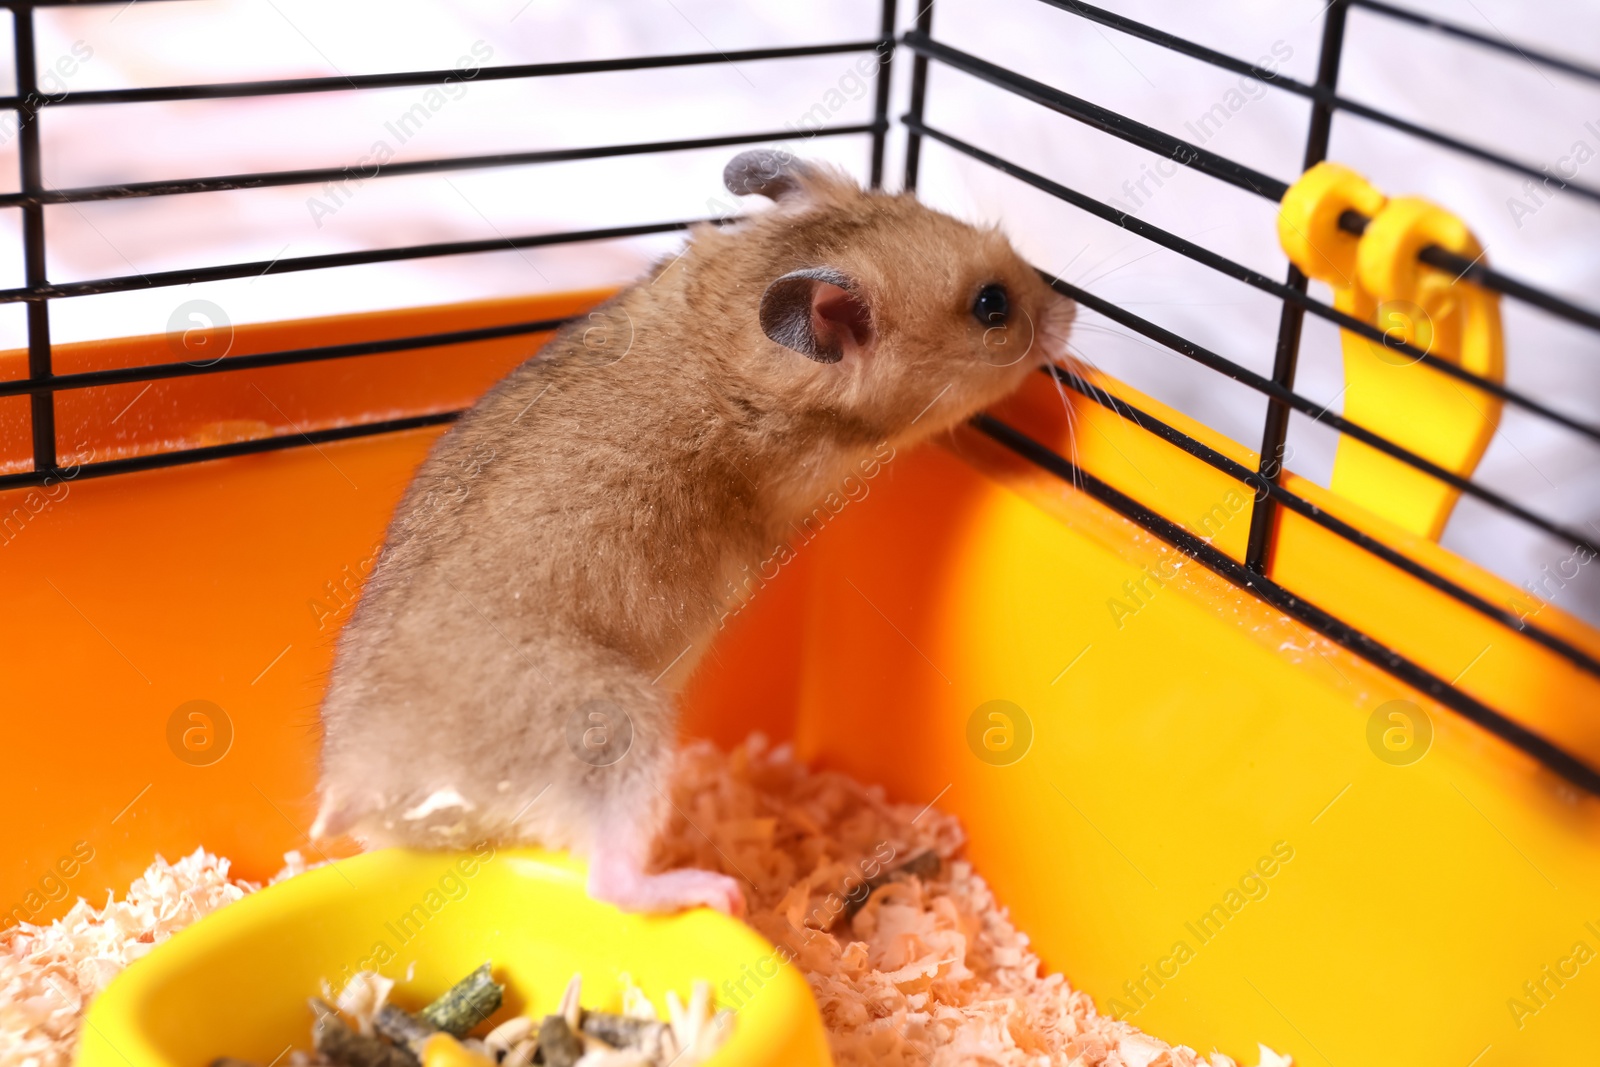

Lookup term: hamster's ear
[724,149,855,204]
[725,149,814,200]
[759,267,875,364]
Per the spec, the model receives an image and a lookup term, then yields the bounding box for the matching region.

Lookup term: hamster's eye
[973,284,1009,324]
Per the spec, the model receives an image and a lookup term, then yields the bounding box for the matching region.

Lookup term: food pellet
[212,965,730,1067]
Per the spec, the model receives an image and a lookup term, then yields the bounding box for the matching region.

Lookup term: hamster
[312,150,1075,915]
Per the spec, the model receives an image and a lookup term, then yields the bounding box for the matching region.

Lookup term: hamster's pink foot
[588,858,746,916]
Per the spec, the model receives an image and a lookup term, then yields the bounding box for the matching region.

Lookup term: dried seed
[311,999,419,1067]
[577,1010,669,1052]
[374,1004,438,1051]
[536,1015,584,1067]
[832,848,941,927]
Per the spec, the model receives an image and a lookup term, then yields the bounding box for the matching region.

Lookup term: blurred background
[0,0,1594,623]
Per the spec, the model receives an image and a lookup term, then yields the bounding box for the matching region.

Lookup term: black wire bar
[1349,0,1600,87]
[0,124,882,209]
[974,412,1600,797]
[901,0,936,190]
[1248,0,1347,574]
[897,30,1600,336]
[15,5,53,468]
[869,0,900,186]
[0,315,578,399]
[1032,0,1600,211]
[903,29,1289,200]
[0,41,889,109]
[0,411,462,492]
[0,218,709,303]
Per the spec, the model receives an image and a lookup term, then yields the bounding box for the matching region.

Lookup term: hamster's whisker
[1040,359,1085,493]
[1067,243,1138,290]
[1074,247,1163,291]
[1066,322,1183,365]
[1047,240,1093,288]
[1039,329,1083,358]
[1060,321,1137,340]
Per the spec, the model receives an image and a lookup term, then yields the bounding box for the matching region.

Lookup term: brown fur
[314,157,1074,895]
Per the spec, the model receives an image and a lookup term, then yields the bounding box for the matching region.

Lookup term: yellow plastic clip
[1277,161,1504,541]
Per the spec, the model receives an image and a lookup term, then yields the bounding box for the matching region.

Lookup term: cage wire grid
[2,0,1598,792]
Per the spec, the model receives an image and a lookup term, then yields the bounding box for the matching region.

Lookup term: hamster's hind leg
[586,810,747,916]
[567,691,745,915]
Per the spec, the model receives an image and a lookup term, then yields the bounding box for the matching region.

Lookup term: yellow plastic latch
[1277,161,1504,541]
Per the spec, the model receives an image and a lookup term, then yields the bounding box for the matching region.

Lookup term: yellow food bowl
[75,847,828,1067]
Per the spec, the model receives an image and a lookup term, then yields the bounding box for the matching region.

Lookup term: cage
[3,0,1598,1064]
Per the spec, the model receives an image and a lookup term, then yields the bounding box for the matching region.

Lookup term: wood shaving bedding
[0,849,310,1067]
[0,738,1287,1067]
[655,737,1286,1067]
